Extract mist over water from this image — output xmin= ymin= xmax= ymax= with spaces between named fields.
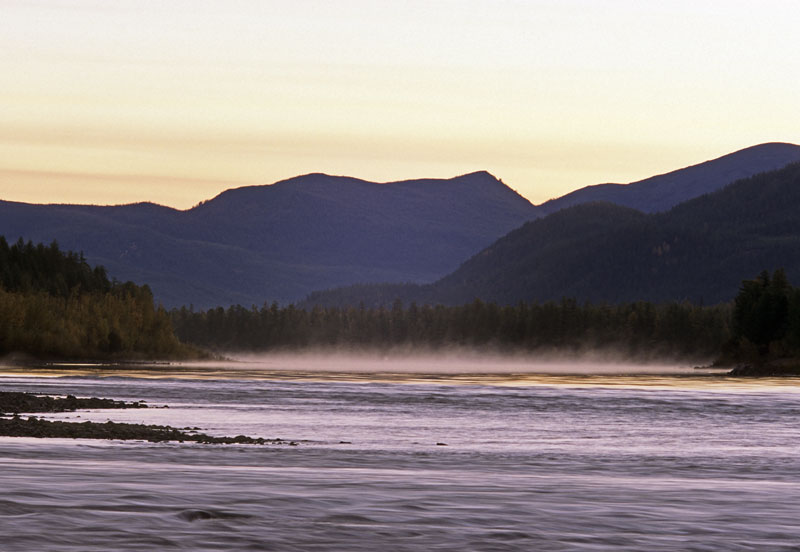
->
xmin=224 ymin=352 xmax=704 ymax=374
xmin=2 ymin=358 xmax=799 ymax=550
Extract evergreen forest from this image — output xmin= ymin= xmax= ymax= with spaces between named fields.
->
xmin=4 ymin=236 xmax=800 ymax=369
xmin=0 ymin=237 xmax=193 ymax=360
xmin=722 ymin=269 xmax=800 ymax=365
xmin=173 ymin=269 xmax=800 ymax=367
xmin=171 ymin=298 xmax=732 ymax=361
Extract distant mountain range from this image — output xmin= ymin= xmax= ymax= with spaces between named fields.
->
xmin=2 ymin=142 xmax=799 ymax=308
xmin=305 ymin=159 xmax=800 ymax=307
xmin=0 ymin=172 xmax=536 ymax=308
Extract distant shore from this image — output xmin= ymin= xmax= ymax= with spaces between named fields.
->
xmin=727 ymin=362 xmax=800 ymax=377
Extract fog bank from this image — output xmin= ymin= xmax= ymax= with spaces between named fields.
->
xmin=206 ymin=351 xmax=704 ymax=376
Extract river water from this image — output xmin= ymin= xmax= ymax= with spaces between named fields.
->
xmin=1 ymin=357 xmax=799 ymax=551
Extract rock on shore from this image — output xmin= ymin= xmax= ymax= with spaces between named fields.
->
xmin=0 ymin=415 xmax=290 ymax=444
xmin=0 ymin=391 xmax=148 ymax=415
xmin=0 ymin=391 xmax=296 ymax=445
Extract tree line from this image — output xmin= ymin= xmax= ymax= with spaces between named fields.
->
xmin=171 ymin=298 xmax=732 ymax=361
xmin=0 ymin=237 xmax=193 ymax=359
xmin=0 ymin=237 xmax=111 ymax=296
xmin=723 ymin=268 xmax=800 ymax=364
xmin=5 ymin=234 xmax=798 ymax=366
xmin=171 ymin=268 xmax=800 ymax=365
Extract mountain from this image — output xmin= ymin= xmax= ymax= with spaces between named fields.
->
xmin=538 ymin=142 xmax=800 ymax=215
xmin=303 ymin=160 xmax=800 ymax=307
xmin=0 ymin=172 xmax=538 ymax=308
xmin=4 ymin=143 xmax=799 ymax=309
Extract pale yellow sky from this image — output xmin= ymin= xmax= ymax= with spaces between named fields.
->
xmin=1 ymin=0 xmax=798 ymax=208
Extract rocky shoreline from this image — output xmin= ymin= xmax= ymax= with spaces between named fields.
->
xmin=0 ymin=391 xmax=296 ymax=445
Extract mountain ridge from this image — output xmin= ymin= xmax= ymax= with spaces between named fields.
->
xmin=539 ymin=142 xmax=800 ymax=215
xmin=305 ymin=160 xmax=800 ymax=308
xmin=0 ymin=171 xmax=538 ymax=308
xmin=3 ymin=143 xmax=800 ymax=309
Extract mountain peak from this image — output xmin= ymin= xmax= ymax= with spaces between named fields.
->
xmin=450 ymin=170 xmax=502 ymax=184
xmin=458 ymin=170 xmax=497 ymax=179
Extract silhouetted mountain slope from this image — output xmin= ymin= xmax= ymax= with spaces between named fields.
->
xmin=184 ymin=171 xmax=536 ymax=269
xmin=538 ymin=142 xmax=800 ymax=215
xmin=5 ymin=144 xmax=798 ymax=309
xmin=304 ymin=161 xmax=800 ymax=307
xmin=0 ymin=172 xmax=537 ymax=308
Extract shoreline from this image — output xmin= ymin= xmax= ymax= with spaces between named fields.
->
xmin=727 ymin=363 xmax=800 ymax=377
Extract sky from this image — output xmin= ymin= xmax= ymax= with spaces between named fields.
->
xmin=1 ymin=0 xmax=799 ymax=209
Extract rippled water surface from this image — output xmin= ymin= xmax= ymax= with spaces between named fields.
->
xmin=1 ymin=359 xmax=800 ymax=551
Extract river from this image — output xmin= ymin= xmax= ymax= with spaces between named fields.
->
xmin=1 ymin=357 xmax=799 ymax=551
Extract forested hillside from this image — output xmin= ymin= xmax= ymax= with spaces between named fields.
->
xmin=0 ymin=237 xmax=192 ymax=359
xmin=305 ymin=161 xmax=800 ymax=308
